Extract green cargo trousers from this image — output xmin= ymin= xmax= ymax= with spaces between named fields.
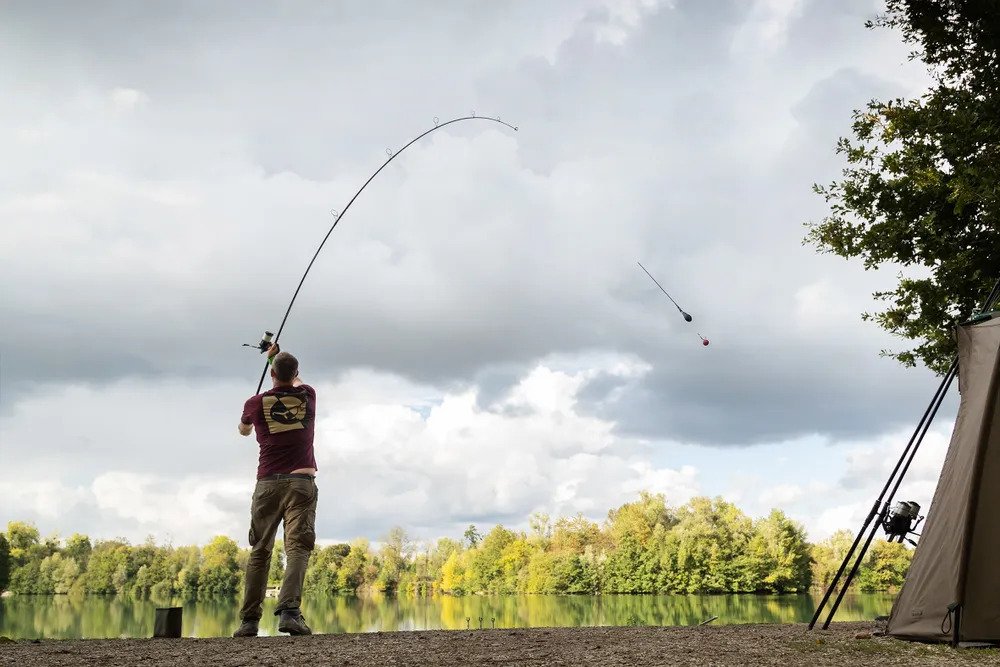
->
xmin=238 ymin=475 xmax=318 ymax=621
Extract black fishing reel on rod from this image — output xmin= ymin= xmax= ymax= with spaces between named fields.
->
xmin=242 ymin=331 xmax=275 ymax=354
xmin=881 ymin=500 xmax=924 ymax=545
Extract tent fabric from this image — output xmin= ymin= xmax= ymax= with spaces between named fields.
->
xmin=887 ymin=316 xmax=1000 ymax=642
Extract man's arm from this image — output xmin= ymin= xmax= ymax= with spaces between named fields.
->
xmin=240 ymin=395 xmax=257 ymax=437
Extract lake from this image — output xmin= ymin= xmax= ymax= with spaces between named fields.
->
xmin=0 ymin=592 xmax=895 ymax=639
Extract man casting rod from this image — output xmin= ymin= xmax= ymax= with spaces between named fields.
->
xmin=252 ymin=114 xmax=518 ymax=393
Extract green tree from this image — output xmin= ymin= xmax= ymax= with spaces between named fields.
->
xmin=671 ymin=497 xmax=754 ymax=593
xmin=467 ymin=525 xmax=517 ymax=593
xmin=746 ymin=510 xmax=813 ymax=593
xmin=9 ymin=560 xmax=42 ymax=594
xmin=200 ymin=536 xmax=240 ymax=597
xmin=859 ymin=540 xmax=913 ymax=592
xmin=0 ymin=490 xmax=918 ymax=598
xmin=497 ymin=537 xmax=533 ymax=593
xmin=528 ymin=512 xmax=552 ymax=546
xmin=375 ymin=527 xmax=410 ymax=593
xmin=125 ymin=539 xmax=166 ymax=597
xmin=178 ymin=564 xmax=201 ymax=599
xmin=408 ymin=538 xmax=459 ymax=595
xmin=305 ymin=543 xmax=350 ymax=593
xmin=132 ymin=548 xmax=171 ymax=598
xmin=337 ymin=539 xmax=372 ymax=592
xmin=811 ymin=530 xmax=856 ymax=590
xmin=439 ymin=550 xmax=468 ymax=594
xmin=4 ymin=522 xmax=57 ymax=593
xmin=525 ymin=550 xmax=557 ymax=593
xmin=269 ymin=540 xmax=285 ymax=585
xmin=84 ymin=540 xmax=130 ymax=594
xmin=64 ymin=534 xmax=93 ymax=571
xmin=427 ymin=538 xmax=461 ymax=582
xmin=551 ymin=514 xmax=604 ymax=553
xmin=606 ymin=492 xmax=676 ymax=547
xmin=0 ymin=533 xmax=10 ymax=592
xmin=806 ymin=0 xmax=1000 ymax=374
xmin=554 ymin=552 xmax=598 ymax=594
xmin=5 ymin=521 xmax=40 ymax=564
xmin=39 ymin=553 xmax=80 ymax=594
xmin=169 ymin=546 xmax=202 ymax=598
xmin=463 ymin=525 xmax=481 ymax=548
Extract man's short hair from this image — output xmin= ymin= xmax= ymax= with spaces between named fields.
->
xmin=272 ymin=351 xmax=299 ymax=383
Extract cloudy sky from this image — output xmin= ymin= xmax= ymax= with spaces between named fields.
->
xmin=0 ymin=0 xmax=957 ymax=548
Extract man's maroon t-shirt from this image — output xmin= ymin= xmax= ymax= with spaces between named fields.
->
xmin=241 ymin=384 xmax=318 ymax=479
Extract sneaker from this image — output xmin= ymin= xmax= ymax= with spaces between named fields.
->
xmin=232 ymin=620 xmax=259 ymax=638
xmin=277 ymin=609 xmax=312 ymax=636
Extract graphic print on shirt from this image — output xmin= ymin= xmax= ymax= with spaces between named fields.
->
xmin=262 ymin=394 xmax=307 ymax=434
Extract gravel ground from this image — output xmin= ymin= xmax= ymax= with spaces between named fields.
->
xmin=2 ymin=622 xmax=998 ymax=666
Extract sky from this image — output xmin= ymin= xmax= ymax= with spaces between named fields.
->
xmin=0 ymin=0 xmax=959 ymax=548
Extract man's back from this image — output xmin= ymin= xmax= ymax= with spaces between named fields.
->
xmin=241 ymin=384 xmax=318 ymax=479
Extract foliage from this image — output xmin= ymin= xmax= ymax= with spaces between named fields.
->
xmin=375 ymin=527 xmax=410 ymax=593
xmin=806 ymin=0 xmax=1000 ymax=373
xmin=858 ymin=540 xmax=913 ymax=592
xmin=0 ymin=533 xmax=10 ymax=592
xmin=199 ymin=536 xmax=240 ymax=597
xmin=2 ymin=495 xmax=910 ymax=599
xmin=810 ymin=530 xmax=855 ymax=590
xmin=268 ymin=540 xmax=285 ymax=586
xmin=751 ymin=510 xmax=813 ymax=593
xmin=463 ymin=525 xmax=481 ymax=548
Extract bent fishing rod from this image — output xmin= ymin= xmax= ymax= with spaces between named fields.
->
xmin=245 ymin=114 xmax=518 ymax=394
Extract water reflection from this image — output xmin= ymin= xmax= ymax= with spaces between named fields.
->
xmin=0 ymin=592 xmax=896 ymax=640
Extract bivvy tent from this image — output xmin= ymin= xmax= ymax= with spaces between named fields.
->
xmin=888 ymin=314 xmax=1000 ymax=645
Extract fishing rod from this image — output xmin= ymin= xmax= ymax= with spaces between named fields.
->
xmin=637 ymin=261 xmax=692 ymax=322
xmin=247 ymin=114 xmax=518 ymax=394
xmin=808 ymin=274 xmax=1000 ymax=631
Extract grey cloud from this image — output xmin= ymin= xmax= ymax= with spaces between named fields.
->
xmin=471 ymin=363 xmax=531 ymax=410
xmin=580 ymin=342 xmax=960 ymax=445
xmin=0 ymin=0 xmax=939 ymax=447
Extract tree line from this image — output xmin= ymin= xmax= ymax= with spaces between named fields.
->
xmin=0 ymin=493 xmax=912 ymax=598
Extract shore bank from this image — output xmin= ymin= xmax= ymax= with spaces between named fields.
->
xmin=1 ymin=621 xmax=997 ymax=666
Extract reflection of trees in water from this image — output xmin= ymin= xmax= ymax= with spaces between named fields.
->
xmin=290 ymin=592 xmax=897 ymax=633
xmin=1 ymin=594 xmax=156 ymax=639
xmin=0 ymin=592 xmax=898 ymax=639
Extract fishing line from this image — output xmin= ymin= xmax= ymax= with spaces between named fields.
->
xmin=250 ymin=114 xmax=518 ymax=393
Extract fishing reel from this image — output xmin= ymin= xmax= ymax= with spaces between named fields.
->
xmin=243 ymin=331 xmax=275 ymax=354
xmin=882 ymin=501 xmax=924 ymax=545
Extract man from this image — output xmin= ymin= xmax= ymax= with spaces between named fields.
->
xmin=233 ymin=344 xmax=318 ymax=638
